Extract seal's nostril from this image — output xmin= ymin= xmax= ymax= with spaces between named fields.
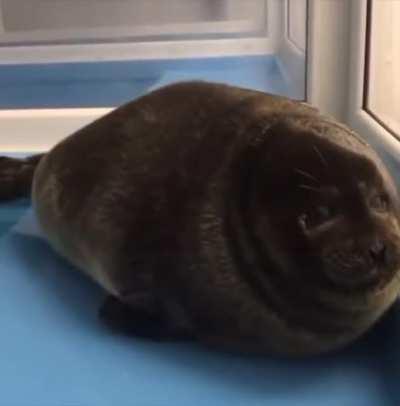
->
xmin=369 ymin=240 xmax=386 ymax=264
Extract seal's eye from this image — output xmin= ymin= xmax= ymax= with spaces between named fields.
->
xmin=370 ymin=193 xmax=389 ymax=212
xmin=298 ymin=206 xmax=335 ymax=231
xmin=317 ymin=205 xmax=333 ymax=220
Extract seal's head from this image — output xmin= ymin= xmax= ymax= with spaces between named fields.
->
xmin=239 ymin=117 xmax=400 ymax=297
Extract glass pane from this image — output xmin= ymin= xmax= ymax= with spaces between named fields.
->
xmin=365 ymin=0 xmax=400 ymax=137
xmin=0 ymin=0 xmax=267 ymax=43
xmin=287 ymin=0 xmax=307 ymax=51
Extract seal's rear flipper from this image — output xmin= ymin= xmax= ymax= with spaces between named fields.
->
xmin=0 ymin=154 xmax=44 ymax=201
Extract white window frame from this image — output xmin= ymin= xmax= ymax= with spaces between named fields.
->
xmin=346 ymin=0 xmax=400 ymax=161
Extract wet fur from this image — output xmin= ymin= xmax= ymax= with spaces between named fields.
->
xmin=3 ymin=81 xmax=400 ymax=356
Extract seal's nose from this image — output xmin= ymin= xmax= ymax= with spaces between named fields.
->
xmin=369 ymin=240 xmax=387 ymax=265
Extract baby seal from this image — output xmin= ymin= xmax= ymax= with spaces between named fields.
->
xmin=1 ymin=81 xmax=400 ymax=356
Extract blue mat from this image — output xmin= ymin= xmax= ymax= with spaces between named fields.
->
xmin=1 ymin=207 xmax=400 ymax=406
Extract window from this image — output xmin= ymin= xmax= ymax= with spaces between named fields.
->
xmin=0 ymin=0 xmax=267 ymax=45
xmin=364 ymin=0 xmax=400 ymax=138
xmin=0 ymin=0 xmax=310 ymax=152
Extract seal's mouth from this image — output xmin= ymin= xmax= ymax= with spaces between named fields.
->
xmin=324 ymin=263 xmax=398 ymax=292
xmin=320 ymin=237 xmax=400 ymax=292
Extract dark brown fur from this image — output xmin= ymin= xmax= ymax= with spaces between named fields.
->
xmin=2 ymin=81 xmax=400 ymax=356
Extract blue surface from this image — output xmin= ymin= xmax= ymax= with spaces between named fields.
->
xmin=0 ymin=206 xmax=400 ymax=405
xmin=0 ymin=200 xmax=29 ymax=236
xmin=0 ymin=55 xmax=293 ymax=109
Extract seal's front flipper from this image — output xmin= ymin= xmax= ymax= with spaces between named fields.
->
xmin=0 ymin=154 xmax=44 ymax=201
xmin=98 ymin=295 xmax=194 ymax=341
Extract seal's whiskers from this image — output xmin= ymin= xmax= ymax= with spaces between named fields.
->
xmin=298 ymin=184 xmax=321 ymax=192
xmin=313 ymin=145 xmax=328 ymax=167
xmin=294 ymin=168 xmax=319 ymax=183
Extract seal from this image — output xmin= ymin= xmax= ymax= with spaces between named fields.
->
xmin=1 ymin=81 xmax=400 ymax=356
